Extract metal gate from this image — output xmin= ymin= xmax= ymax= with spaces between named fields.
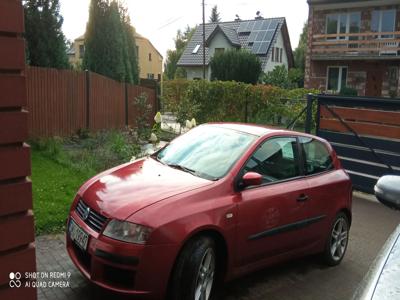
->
xmin=314 ymin=95 xmax=400 ymax=194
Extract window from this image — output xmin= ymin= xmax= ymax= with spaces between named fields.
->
xmin=279 ymin=48 xmax=283 ymax=63
xmin=147 ymin=73 xmax=154 ymax=79
xmin=215 ymin=48 xmax=225 ymax=55
xmin=157 ymin=74 xmax=161 ymax=81
xmin=275 ymin=47 xmax=279 ymax=62
xmin=326 ymin=12 xmax=361 ymax=40
xmin=327 ymin=66 xmax=347 ymax=92
xmin=148 ymin=53 xmax=152 ymax=61
xmin=192 ymin=44 xmax=201 ymax=54
xmin=243 ymin=137 xmax=300 ymax=184
xmin=79 ymin=45 xmax=85 ymax=59
xmin=299 ymin=137 xmax=333 ymax=175
xmin=372 ymin=9 xmax=396 ymax=38
xmin=271 ymin=47 xmax=275 ymax=62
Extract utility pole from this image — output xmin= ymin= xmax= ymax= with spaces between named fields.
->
xmin=202 ymin=0 xmax=206 ymax=79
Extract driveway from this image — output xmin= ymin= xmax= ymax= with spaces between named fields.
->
xmin=36 ymin=195 xmax=400 ymax=300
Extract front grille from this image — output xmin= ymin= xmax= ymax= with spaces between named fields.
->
xmin=76 ymin=199 xmax=107 ymax=232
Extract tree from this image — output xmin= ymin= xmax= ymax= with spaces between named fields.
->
xmin=293 ymin=22 xmax=307 ymax=72
xmin=164 ymin=26 xmax=195 ymax=80
xmin=263 ymin=65 xmax=292 ymax=88
xmin=24 ymin=0 xmax=70 ymax=69
xmin=83 ymin=0 xmax=139 ymax=83
xmin=209 ymin=5 xmax=221 ymax=23
xmin=210 ymin=49 xmax=262 ymax=84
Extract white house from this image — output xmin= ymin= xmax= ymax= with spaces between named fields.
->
xmin=177 ymin=17 xmax=294 ymax=80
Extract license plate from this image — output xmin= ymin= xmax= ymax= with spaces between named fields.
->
xmin=69 ymin=219 xmax=89 ymax=251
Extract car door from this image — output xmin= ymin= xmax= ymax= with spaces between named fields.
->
xmin=298 ymin=137 xmax=340 ymax=243
xmin=236 ymin=136 xmax=311 ymax=267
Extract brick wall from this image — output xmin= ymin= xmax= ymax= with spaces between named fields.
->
xmin=305 ymin=3 xmax=400 ymax=97
xmin=0 ymin=1 xmax=37 ymax=299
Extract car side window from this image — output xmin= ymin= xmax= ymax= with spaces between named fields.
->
xmin=299 ymin=137 xmax=334 ymax=175
xmin=243 ymin=137 xmax=300 ymax=184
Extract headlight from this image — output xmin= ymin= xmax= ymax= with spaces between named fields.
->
xmin=103 ymin=220 xmax=152 ymax=244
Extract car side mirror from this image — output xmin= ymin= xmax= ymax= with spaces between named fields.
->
xmin=375 ymin=175 xmax=400 ymax=211
xmin=242 ymin=172 xmax=263 ymax=188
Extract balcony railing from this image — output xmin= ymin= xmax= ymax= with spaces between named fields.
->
xmin=311 ymin=31 xmax=400 ymax=58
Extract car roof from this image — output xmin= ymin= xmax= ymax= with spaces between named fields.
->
xmin=205 ymin=122 xmax=298 ymax=137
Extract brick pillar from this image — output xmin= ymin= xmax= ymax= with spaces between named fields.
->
xmin=304 ymin=5 xmax=313 ymax=89
xmin=0 ymin=1 xmax=37 ymax=299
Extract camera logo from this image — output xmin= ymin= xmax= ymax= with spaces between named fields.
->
xmin=9 ymin=272 xmax=22 ymax=288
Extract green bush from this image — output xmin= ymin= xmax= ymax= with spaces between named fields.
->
xmin=339 ymin=86 xmax=358 ymax=97
xmin=210 ymin=49 xmax=262 ymax=84
xmin=162 ymin=80 xmax=319 ymax=129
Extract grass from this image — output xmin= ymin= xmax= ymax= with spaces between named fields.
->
xmin=30 ymin=130 xmax=142 ymax=235
xmin=31 ymin=151 xmax=95 ymax=235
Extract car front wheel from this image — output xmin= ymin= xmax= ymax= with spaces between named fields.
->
xmin=170 ymin=236 xmax=216 ymax=300
xmin=322 ymin=212 xmax=349 ymax=266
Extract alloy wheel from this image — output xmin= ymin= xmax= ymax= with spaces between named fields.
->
xmin=330 ymin=217 xmax=348 ymax=261
xmin=194 ymin=248 xmax=216 ymax=300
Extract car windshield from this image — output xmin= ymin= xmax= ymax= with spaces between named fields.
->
xmin=155 ymin=126 xmax=257 ymax=180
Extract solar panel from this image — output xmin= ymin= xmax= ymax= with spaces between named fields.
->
xmin=246 ymin=21 xmax=255 ymax=32
xmin=253 ymin=20 xmax=263 ymax=31
xmin=264 ymin=31 xmax=274 ymax=41
xmin=248 ymin=31 xmax=257 ymax=43
xmin=258 ymin=42 xmax=270 ymax=54
xmin=269 ymin=19 xmax=279 ymax=30
xmin=261 ymin=19 xmax=271 ymax=30
xmin=251 ymin=42 xmax=262 ymax=54
xmin=238 ymin=21 xmax=249 ymax=33
xmin=255 ymin=31 xmax=265 ymax=42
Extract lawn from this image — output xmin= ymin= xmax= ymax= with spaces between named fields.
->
xmin=31 ymin=150 xmax=95 ymax=235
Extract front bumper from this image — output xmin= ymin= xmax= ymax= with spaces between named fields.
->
xmin=66 ymin=212 xmax=178 ymax=299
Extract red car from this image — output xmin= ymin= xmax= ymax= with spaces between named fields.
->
xmin=66 ymin=123 xmax=352 ymax=300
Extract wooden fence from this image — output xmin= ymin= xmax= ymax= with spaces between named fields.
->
xmin=26 ymin=66 xmax=157 ymax=137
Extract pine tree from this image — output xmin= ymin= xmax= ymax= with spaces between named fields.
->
xmin=83 ymin=0 xmax=139 ymax=83
xmin=209 ymin=5 xmax=221 ymax=23
xmin=24 ymin=0 xmax=70 ymax=69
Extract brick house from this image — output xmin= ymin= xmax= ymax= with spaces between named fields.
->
xmin=305 ymin=0 xmax=400 ymax=98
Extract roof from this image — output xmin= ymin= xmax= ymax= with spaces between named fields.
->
xmin=177 ymin=17 xmax=292 ymax=69
xmin=308 ymin=0 xmax=376 ymax=3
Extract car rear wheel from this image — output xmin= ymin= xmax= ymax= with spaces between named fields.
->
xmin=322 ymin=212 xmax=349 ymax=266
xmin=170 ymin=236 xmax=216 ymax=300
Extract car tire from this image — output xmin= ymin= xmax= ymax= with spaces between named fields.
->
xmin=322 ymin=212 xmax=350 ymax=266
xmin=170 ymin=236 xmax=217 ymax=300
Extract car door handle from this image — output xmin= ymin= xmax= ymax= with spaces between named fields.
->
xmin=297 ymin=194 xmax=309 ymax=202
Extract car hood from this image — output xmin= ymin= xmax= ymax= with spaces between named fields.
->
xmin=79 ymin=158 xmax=214 ymax=220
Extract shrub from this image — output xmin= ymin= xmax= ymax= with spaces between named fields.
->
xmin=339 ymin=86 xmax=358 ymax=97
xmin=162 ymin=79 xmax=320 ymax=129
xmin=210 ymin=49 xmax=262 ymax=84
xmin=132 ymin=92 xmax=153 ymax=139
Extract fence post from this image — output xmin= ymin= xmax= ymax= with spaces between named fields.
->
xmin=305 ymin=93 xmax=314 ymax=133
xmin=125 ymin=83 xmax=129 ymax=127
xmin=85 ymin=70 xmax=90 ymax=129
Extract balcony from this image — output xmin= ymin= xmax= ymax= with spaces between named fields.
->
xmin=311 ymin=31 xmax=400 ymax=60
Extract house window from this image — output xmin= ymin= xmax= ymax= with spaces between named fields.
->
xmin=271 ymin=47 xmax=275 ymax=62
xmin=326 ymin=12 xmax=361 ymax=40
xmin=215 ymin=48 xmax=225 ymax=55
xmin=157 ymin=74 xmax=161 ymax=81
xmin=275 ymin=47 xmax=279 ymax=62
xmin=327 ymin=66 xmax=348 ymax=92
xmin=148 ymin=53 xmax=152 ymax=61
xmin=372 ymin=10 xmax=396 ymax=38
xmin=79 ymin=45 xmax=85 ymax=59
xmin=192 ymin=44 xmax=201 ymax=54
xmin=279 ymin=48 xmax=283 ymax=63
xmin=147 ymin=73 xmax=154 ymax=79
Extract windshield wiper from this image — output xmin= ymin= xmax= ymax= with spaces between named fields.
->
xmin=167 ymin=163 xmax=198 ymax=176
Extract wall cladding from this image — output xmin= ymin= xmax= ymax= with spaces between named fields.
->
xmin=0 ymin=1 xmax=37 ymax=299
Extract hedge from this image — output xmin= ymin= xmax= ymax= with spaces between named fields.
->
xmin=162 ymin=79 xmax=319 ymax=129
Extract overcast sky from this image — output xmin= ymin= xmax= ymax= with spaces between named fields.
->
xmin=60 ymin=0 xmax=309 ymax=60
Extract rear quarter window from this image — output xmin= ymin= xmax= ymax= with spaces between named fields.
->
xmin=299 ymin=137 xmax=334 ymax=175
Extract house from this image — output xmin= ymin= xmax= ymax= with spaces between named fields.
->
xmin=305 ymin=0 xmax=400 ymax=97
xmin=177 ymin=17 xmax=294 ymax=80
xmin=68 ymin=32 xmax=163 ymax=81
